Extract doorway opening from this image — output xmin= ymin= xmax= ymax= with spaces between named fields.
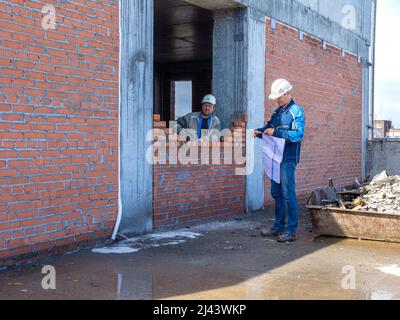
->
xmin=154 ymin=0 xmax=213 ymax=124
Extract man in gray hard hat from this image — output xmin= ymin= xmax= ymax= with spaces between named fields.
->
xmin=252 ymin=79 xmax=305 ymax=243
xmin=174 ymin=94 xmax=221 ymax=142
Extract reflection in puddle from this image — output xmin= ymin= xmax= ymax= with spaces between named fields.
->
xmin=117 ymin=272 xmax=153 ymax=300
xmin=377 ymin=265 xmax=400 ymax=278
xmin=371 ymin=290 xmax=394 ymax=300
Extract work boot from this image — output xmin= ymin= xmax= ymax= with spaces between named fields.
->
xmin=261 ymin=228 xmax=284 ymax=237
xmin=277 ymin=232 xmax=296 ymax=243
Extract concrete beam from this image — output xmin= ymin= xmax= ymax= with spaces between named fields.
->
xmin=246 ymin=0 xmax=371 ymax=59
xmin=186 ymin=0 xmax=372 ymax=58
xmin=183 ymin=0 xmax=244 ymax=10
xmin=295 ymin=0 xmax=373 ymax=42
xmin=213 ymin=7 xmax=265 ymax=212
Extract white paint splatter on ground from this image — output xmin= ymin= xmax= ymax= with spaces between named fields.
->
xmin=377 ymin=265 xmax=400 ymax=277
xmin=140 ymin=231 xmax=201 ymax=240
xmin=92 ymin=247 xmax=140 ymax=254
xmin=92 ymin=219 xmax=258 ymax=255
xmin=92 ymin=230 xmax=202 ymax=255
xmin=371 ymin=290 xmax=394 ymax=300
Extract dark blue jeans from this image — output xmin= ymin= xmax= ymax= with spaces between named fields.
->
xmin=271 ymin=162 xmax=299 ymax=236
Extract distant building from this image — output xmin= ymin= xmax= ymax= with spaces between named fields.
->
xmin=387 ymin=129 xmax=400 ymax=139
xmin=374 ymin=120 xmax=393 ymax=138
xmin=373 ymin=120 xmax=400 ymax=139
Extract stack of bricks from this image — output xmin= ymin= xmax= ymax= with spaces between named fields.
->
xmin=0 ymin=0 xmax=120 ymax=266
xmin=264 ymin=18 xmax=363 ymax=205
xmin=153 ymin=115 xmax=247 ymax=229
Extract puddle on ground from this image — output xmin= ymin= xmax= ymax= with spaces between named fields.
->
xmin=2 ymin=265 xmax=399 ymax=300
xmin=1 ymin=219 xmax=400 ymax=300
xmin=97 ymin=269 xmax=400 ymax=300
xmin=370 ymin=290 xmax=394 ymax=300
xmin=376 ymin=265 xmax=400 ymax=278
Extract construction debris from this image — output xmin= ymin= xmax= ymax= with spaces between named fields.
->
xmin=360 ymin=171 xmax=400 ymax=214
xmin=309 ymin=171 xmax=400 ymax=215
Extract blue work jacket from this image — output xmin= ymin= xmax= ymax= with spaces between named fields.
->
xmin=257 ymin=99 xmax=305 ymax=164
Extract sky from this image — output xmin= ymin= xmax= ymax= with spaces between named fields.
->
xmin=174 ymin=81 xmax=193 ymax=120
xmin=375 ymin=0 xmax=400 ymax=127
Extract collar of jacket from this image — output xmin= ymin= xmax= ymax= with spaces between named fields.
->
xmin=279 ymin=99 xmax=296 ymax=114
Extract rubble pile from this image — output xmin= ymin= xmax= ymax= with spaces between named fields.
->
xmin=312 ymin=171 xmax=400 ymax=215
xmin=359 ymin=171 xmax=400 ymax=214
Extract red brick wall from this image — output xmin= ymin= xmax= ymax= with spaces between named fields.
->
xmin=264 ymin=18 xmax=363 ymax=204
xmin=0 ymin=0 xmax=119 ymax=262
xmin=153 ymin=116 xmax=246 ymax=229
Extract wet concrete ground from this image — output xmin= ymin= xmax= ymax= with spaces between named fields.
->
xmin=1 ymin=210 xmax=400 ymax=300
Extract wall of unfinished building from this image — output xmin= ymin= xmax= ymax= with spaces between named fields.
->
xmin=0 ymin=0 xmax=120 ymax=266
xmin=0 ymin=0 xmax=372 ymax=265
xmin=264 ymin=18 xmax=363 ymax=204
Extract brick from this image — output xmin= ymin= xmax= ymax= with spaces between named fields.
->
xmin=0 ymin=0 xmax=120 ymax=260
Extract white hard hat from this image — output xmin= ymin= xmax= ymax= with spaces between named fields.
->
xmin=202 ymin=94 xmax=216 ymax=105
xmin=269 ymin=79 xmax=293 ymax=100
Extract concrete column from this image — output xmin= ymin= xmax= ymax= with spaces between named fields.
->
xmin=245 ymin=8 xmax=266 ymax=212
xmin=213 ymin=7 xmax=266 ymax=212
xmin=117 ymin=0 xmax=154 ymax=236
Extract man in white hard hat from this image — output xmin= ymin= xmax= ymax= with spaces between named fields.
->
xmin=174 ymin=94 xmax=221 ymax=142
xmin=252 ymin=79 xmax=305 ymax=243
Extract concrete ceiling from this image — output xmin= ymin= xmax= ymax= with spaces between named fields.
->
xmin=183 ymin=0 xmax=244 ymax=10
xmin=154 ymin=0 xmax=213 ymax=64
